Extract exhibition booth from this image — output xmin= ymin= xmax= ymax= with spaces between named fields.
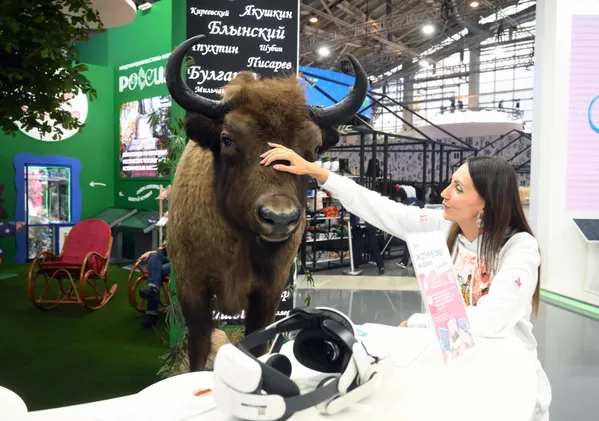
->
xmin=2 ymin=0 xmax=598 ymax=419
xmin=531 ymin=0 xmax=599 ymax=309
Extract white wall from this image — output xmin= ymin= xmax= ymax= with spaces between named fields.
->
xmin=531 ymin=0 xmax=599 ymax=305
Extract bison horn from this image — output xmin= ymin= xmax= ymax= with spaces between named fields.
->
xmin=165 ymin=34 xmax=230 ymax=120
xmin=307 ymin=54 xmax=369 ymax=127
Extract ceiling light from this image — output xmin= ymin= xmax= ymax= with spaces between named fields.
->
xmin=138 ymin=2 xmax=152 ymax=11
xmin=419 ymin=60 xmax=430 ymax=68
xmin=317 ymin=46 xmax=330 ymax=57
xmin=309 ymin=16 xmax=319 ymax=23
xmin=470 ymin=1 xmax=480 ymax=7
xmin=422 ymin=24 xmax=435 ymax=35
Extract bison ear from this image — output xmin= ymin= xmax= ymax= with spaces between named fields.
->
xmin=319 ymin=127 xmax=341 ymax=154
xmin=184 ymin=112 xmax=222 ymax=149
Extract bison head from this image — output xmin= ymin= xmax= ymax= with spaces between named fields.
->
xmin=166 ymin=35 xmax=368 ymax=243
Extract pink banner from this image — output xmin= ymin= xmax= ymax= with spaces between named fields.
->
xmin=407 ymin=231 xmax=475 ymax=364
xmin=567 ymin=15 xmax=599 ymax=211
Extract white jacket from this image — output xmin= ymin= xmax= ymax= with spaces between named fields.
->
xmin=322 ymin=171 xmax=538 ymax=344
xmin=320 ymin=172 xmax=551 ymax=420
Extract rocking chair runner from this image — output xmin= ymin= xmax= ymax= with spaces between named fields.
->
xmin=27 ymin=219 xmax=117 ymax=311
xmin=126 ymin=250 xmax=172 ymax=313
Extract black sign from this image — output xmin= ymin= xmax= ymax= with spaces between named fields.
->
xmin=186 ymin=0 xmax=300 ymax=100
xmin=211 ymin=264 xmax=297 ymax=323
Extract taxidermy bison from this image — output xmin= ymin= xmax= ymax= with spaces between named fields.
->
xmin=165 ymin=34 xmax=368 ymax=371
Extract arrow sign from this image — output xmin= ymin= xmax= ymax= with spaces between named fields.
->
xmin=90 ymin=181 xmax=107 ymax=187
xmin=119 ymin=192 xmax=124 ymax=197
xmin=128 ymin=184 xmax=161 ymax=202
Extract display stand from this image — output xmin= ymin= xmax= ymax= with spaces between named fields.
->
xmin=93 ymin=207 xmax=138 ymax=263
xmin=573 ymin=219 xmax=599 ymax=296
xmin=300 ymin=180 xmax=350 ymax=273
xmin=117 ymin=210 xmax=160 ymax=262
xmin=343 ymin=220 xmax=363 ymax=276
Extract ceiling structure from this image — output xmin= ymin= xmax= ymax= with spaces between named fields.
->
xmin=299 ymin=0 xmax=537 ymax=85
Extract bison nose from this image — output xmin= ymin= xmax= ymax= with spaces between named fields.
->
xmin=258 ymin=207 xmax=301 ymax=230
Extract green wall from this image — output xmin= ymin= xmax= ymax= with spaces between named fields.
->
xmin=79 ymin=0 xmax=176 ymax=213
xmin=1 ymin=0 xmax=186 ymax=263
xmin=79 ymin=0 xmax=173 ymax=68
xmin=0 ymin=65 xmax=115 ymax=263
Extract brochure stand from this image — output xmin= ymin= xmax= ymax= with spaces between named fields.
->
xmin=343 ymin=220 xmax=363 ymax=276
xmin=573 ymin=219 xmax=599 ymax=297
xmin=406 ymin=231 xmax=475 ymax=364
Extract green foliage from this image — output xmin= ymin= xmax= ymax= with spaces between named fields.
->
xmin=0 ymin=0 xmax=103 ymax=140
xmin=157 ymin=297 xmax=190 ymax=379
xmin=147 ymin=110 xmax=187 ymax=178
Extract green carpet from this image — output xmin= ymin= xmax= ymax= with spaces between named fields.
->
xmin=0 ymin=273 xmax=17 ymax=280
xmin=0 ymin=264 xmax=169 ymax=411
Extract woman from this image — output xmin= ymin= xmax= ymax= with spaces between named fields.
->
xmin=260 ymin=143 xmax=551 ymax=421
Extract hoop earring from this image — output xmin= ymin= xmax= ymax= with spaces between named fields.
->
xmin=476 ymin=212 xmax=484 ymax=229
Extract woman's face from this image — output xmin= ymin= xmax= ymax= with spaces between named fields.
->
xmin=441 ymin=163 xmax=485 ymax=225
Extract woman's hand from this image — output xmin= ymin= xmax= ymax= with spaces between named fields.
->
xmin=260 ymin=143 xmax=330 ymax=183
xmin=398 ymin=320 xmax=409 ymax=328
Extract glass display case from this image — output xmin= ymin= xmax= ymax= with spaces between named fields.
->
xmin=24 ymin=165 xmax=72 ymax=260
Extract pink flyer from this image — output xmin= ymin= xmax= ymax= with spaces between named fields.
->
xmin=406 ymin=231 xmax=475 ymax=363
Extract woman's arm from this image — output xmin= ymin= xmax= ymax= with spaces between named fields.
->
xmin=320 ymin=172 xmax=448 ymax=240
xmin=261 ymin=143 xmax=448 ymax=240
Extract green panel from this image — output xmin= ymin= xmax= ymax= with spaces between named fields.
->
xmin=77 ymin=1 xmax=172 ymax=68
xmin=93 ymin=207 xmax=137 ymax=225
xmin=77 ymin=33 xmax=109 ymax=67
xmin=106 ymin=1 xmax=173 ymax=68
xmin=114 ymin=180 xmax=170 ymax=211
xmin=0 ymin=64 xmax=115 ymax=264
xmin=119 ymin=210 xmax=159 ymax=231
xmin=116 ymin=59 xmax=169 ymax=104
xmin=111 ymin=1 xmax=175 ymax=211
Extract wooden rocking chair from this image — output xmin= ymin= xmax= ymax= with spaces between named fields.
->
xmin=126 ymin=250 xmax=172 ymax=314
xmin=27 ymin=219 xmax=117 ymax=310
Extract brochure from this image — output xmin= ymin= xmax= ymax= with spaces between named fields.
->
xmin=406 ymin=231 xmax=475 ymax=363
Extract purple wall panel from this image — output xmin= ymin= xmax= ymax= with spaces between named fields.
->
xmin=567 ymin=15 xmax=599 ymax=211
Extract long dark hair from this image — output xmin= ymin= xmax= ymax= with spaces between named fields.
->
xmin=446 ymin=156 xmax=541 ymax=318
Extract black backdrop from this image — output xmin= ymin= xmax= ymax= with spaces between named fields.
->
xmin=186 ymin=0 xmax=299 ymax=100
xmin=185 ymin=0 xmax=300 ymax=322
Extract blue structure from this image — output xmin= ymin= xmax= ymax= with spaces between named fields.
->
xmin=13 ymin=153 xmax=81 ymax=264
xmin=299 ymin=66 xmax=373 ymax=121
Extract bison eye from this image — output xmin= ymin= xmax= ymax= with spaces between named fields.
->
xmin=221 ymin=136 xmax=234 ymax=148
xmin=314 ymin=146 xmax=322 ymax=155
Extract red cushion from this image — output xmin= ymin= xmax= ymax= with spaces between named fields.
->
xmin=60 ymin=219 xmax=111 ymax=272
xmin=40 ymin=259 xmax=81 ymax=267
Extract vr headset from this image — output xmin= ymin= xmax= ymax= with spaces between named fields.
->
xmin=213 ymin=307 xmax=393 ymax=421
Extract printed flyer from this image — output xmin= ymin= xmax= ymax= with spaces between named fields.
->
xmin=406 ymin=231 xmax=475 ymax=363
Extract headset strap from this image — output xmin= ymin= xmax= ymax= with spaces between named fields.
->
xmin=284 ymin=377 xmax=340 ymax=414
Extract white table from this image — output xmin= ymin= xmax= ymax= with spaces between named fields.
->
xmin=14 ymin=325 xmax=538 ymax=421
